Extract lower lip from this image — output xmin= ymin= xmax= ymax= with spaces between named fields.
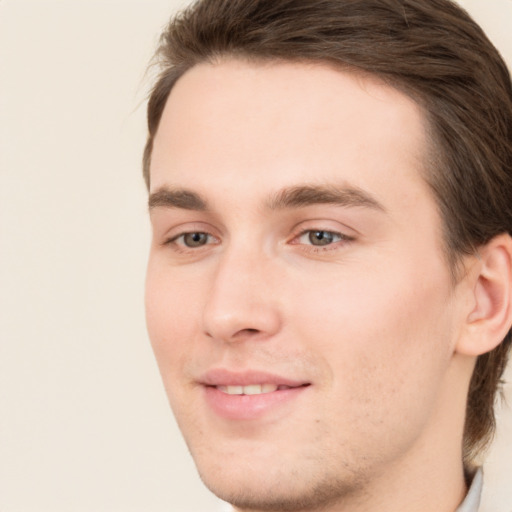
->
xmin=203 ymin=385 xmax=308 ymax=421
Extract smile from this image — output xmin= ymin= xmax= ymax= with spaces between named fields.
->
xmin=216 ymin=384 xmax=296 ymax=395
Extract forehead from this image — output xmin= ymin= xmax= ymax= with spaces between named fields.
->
xmin=150 ymin=58 xmax=430 ymax=216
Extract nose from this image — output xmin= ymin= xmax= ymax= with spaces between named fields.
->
xmin=202 ymin=245 xmax=282 ymax=343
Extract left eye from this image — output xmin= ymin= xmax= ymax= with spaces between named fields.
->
xmin=298 ymin=230 xmax=344 ymax=246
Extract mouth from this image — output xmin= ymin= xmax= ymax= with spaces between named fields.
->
xmin=200 ymin=370 xmax=311 ymax=420
xmin=215 ymin=383 xmax=309 ymax=395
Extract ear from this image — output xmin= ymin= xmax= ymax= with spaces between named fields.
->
xmin=456 ymin=233 xmax=512 ymax=357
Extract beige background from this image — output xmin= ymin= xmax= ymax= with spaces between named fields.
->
xmin=0 ymin=1 xmax=511 ymax=511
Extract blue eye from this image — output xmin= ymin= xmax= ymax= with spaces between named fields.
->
xmin=299 ymin=230 xmax=343 ymax=246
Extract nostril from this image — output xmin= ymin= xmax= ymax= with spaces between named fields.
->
xmin=230 ymin=327 xmax=261 ymax=340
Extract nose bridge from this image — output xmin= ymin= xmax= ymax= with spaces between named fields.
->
xmin=202 ymin=238 xmax=281 ymax=342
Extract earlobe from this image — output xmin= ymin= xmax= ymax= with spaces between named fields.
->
xmin=457 ymin=233 xmax=512 ymax=357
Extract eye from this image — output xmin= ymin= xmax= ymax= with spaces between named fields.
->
xmin=182 ymin=232 xmax=209 ymax=247
xmin=298 ymin=230 xmax=344 ymax=246
xmin=168 ymin=231 xmax=216 ymax=248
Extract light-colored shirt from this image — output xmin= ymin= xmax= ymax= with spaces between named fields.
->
xmin=456 ymin=468 xmax=483 ymax=512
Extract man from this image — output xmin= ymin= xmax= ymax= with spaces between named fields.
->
xmin=143 ymin=1 xmax=512 ymax=511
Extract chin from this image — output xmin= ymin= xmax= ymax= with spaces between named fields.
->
xmin=194 ymin=457 xmax=356 ymax=512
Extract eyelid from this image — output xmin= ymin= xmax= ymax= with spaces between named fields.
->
xmin=287 ymin=222 xmax=357 ymax=253
xmin=167 ymin=231 xmax=219 ymax=247
xmin=292 ymin=228 xmax=353 ymax=243
xmin=288 ymin=218 xmax=357 ymax=240
xmin=159 ymin=221 xmax=221 ymax=249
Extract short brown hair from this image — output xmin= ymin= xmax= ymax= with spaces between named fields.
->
xmin=143 ymin=0 xmax=512 ymax=465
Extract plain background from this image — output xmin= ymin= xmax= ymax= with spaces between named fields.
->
xmin=1 ymin=1 xmax=511 ymax=511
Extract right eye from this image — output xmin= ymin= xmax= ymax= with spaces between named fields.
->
xmin=169 ymin=232 xmax=215 ymax=248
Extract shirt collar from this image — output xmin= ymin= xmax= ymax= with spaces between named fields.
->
xmin=455 ymin=468 xmax=483 ymax=512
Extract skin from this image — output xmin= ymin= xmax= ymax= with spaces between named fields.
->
xmin=145 ymin=59 xmax=478 ymax=512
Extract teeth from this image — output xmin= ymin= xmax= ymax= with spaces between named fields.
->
xmin=224 ymin=385 xmax=243 ymax=395
xmin=217 ymin=384 xmax=279 ymax=395
xmin=244 ymin=385 xmax=263 ymax=395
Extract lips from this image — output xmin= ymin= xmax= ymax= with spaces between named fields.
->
xmin=200 ymin=369 xmax=310 ymax=420
xmin=217 ymin=384 xmax=296 ymax=395
xmin=200 ymin=368 xmax=309 ymax=389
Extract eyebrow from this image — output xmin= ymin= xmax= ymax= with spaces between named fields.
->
xmin=148 ymin=184 xmax=385 ymax=213
xmin=148 ymin=188 xmax=208 ymax=211
xmin=266 ymin=184 xmax=386 ymax=212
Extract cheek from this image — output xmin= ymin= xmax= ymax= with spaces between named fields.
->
xmin=288 ymin=257 xmax=456 ymax=416
xmin=145 ymin=261 xmax=202 ymax=376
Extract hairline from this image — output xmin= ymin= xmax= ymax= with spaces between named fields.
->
xmin=145 ymin=54 xmax=467 ymax=279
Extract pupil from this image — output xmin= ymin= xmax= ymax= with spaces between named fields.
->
xmin=185 ymin=232 xmax=207 ymax=247
xmin=309 ymin=231 xmax=334 ymax=246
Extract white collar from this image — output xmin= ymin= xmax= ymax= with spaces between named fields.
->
xmin=456 ymin=468 xmax=483 ymax=512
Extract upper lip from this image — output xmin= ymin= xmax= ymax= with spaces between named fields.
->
xmin=199 ymin=368 xmax=310 ymax=388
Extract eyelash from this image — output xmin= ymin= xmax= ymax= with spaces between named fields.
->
xmin=164 ymin=228 xmax=354 ymax=254
xmin=165 ymin=232 xmax=219 ymax=252
xmin=292 ymin=229 xmax=355 ymax=251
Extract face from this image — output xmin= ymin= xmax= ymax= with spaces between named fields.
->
xmin=146 ymin=60 xmax=468 ymax=511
